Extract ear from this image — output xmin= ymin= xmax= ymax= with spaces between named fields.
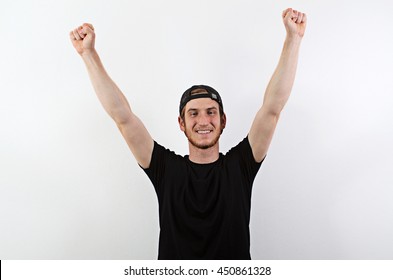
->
xmin=178 ymin=116 xmax=185 ymax=132
xmin=221 ymin=113 xmax=227 ymax=129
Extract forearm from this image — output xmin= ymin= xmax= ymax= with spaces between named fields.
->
xmin=263 ymin=36 xmax=302 ymax=115
xmin=81 ymin=50 xmax=132 ymax=124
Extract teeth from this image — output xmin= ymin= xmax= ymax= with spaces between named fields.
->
xmin=197 ymin=130 xmax=211 ymax=134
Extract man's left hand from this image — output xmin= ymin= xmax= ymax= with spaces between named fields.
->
xmin=282 ymin=8 xmax=307 ymax=38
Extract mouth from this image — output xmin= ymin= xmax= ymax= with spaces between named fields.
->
xmin=196 ymin=130 xmax=212 ymax=134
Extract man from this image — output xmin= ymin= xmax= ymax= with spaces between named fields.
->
xmin=69 ymin=8 xmax=307 ymax=259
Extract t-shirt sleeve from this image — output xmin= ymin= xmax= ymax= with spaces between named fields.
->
xmin=140 ymin=141 xmax=167 ymax=193
xmin=228 ymin=136 xmax=265 ymax=186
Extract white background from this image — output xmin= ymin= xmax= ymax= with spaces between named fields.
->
xmin=1 ymin=0 xmax=392 ymax=259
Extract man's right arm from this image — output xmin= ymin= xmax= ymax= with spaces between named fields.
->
xmin=70 ymin=23 xmax=154 ymax=168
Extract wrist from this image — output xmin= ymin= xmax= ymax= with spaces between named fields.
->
xmin=80 ymin=48 xmax=98 ymax=59
xmin=285 ymin=34 xmax=303 ymax=46
xmin=80 ymin=49 xmax=103 ymax=70
xmin=80 ymin=49 xmax=100 ymax=64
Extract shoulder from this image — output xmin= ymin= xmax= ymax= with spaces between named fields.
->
xmin=225 ymin=137 xmax=252 ymax=157
xmin=146 ymin=141 xmax=185 ymax=167
xmin=224 ymin=136 xmax=265 ymax=167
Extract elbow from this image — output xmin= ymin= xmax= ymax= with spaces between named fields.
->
xmin=268 ymin=108 xmax=282 ymax=119
xmin=262 ymin=97 xmax=285 ymax=117
xmin=115 ymin=115 xmax=133 ymax=127
xmin=262 ymin=103 xmax=282 ymax=119
xmin=263 ymin=90 xmax=289 ymax=116
xmin=110 ymin=108 xmax=133 ymax=126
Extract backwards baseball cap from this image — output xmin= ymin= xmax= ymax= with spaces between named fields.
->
xmin=179 ymin=85 xmax=224 ymax=116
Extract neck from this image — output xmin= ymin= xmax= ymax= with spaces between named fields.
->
xmin=188 ymin=142 xmax=220 ymax=164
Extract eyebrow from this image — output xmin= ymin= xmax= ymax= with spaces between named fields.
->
xmin=187 ymin=107 xmax=218 ymax=112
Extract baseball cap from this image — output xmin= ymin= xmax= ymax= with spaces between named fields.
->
xmin=179 ymin=85 xmax=224 ymax=116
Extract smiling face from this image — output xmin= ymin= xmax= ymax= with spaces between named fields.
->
xmin=179 ymin=97 xmax=226 ymax=150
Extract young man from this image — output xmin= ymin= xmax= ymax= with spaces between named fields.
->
xmin=70 ymin=8 xmax=307 ymax=259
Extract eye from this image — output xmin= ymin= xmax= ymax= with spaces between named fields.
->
xmin=189 ymin=111 xmax=197 ymax=117
xmin=207 ymin=110 xmax=216 ymax=115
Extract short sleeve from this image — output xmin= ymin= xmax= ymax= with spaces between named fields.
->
xmin=141 ymin=141 xmax=167 ymax=193
xmin=226 ymin=136 xmax=265 ymax=186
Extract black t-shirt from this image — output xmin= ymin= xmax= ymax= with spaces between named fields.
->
xmin=142 ymin=136 xmax=263 ymax=259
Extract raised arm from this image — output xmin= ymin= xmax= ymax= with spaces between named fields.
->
xmin=248 ymin=8 xmax=307 ymax=162
xmin=69 ymin=23 xmax=154 ymax=168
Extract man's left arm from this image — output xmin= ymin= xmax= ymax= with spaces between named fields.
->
xmin=249 ymin=8 xmax=307 ymax=162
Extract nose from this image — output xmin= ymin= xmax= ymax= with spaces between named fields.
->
xmin=197 ymin=112 xmax=210 ymax=126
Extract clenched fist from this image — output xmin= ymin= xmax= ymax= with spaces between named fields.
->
xmin=282 ymin=8 xmax=307 ymax=38
xmin=69 ymin=23 xmax=96 ymax=55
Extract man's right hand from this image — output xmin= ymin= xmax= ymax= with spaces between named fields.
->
xmin=69 ymin=23 xmax=95 ymax=56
